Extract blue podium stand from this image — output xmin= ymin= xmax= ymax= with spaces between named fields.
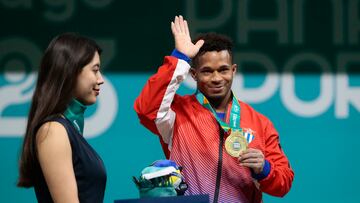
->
xmin=114 ymin=194 xmax=209 ymax=203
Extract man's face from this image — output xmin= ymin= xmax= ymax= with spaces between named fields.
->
xmin=191 ymin=50 xmax=236 ymax=102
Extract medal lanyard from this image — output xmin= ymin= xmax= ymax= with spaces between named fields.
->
xmin=195 ymin=90 xmax=241 ymax=132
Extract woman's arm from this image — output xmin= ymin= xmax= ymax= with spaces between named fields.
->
xmin=36 ymin=121 xmax=79 ymax=203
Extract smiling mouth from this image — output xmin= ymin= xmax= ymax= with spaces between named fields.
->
xmin=93 ymin=89 xmax=100 ymax=95
xmin=209 ymin=86 xmax=224 ymax=92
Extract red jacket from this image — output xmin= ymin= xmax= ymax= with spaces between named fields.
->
xmin=134 ymin=56 xmax=294 ymax=202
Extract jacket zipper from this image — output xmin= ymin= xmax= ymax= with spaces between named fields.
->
xmin=213 ymin=124 xmax=224 ymax=203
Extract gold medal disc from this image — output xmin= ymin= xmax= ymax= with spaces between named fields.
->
xmin=225 ymin=130 xmax=248 ymax=157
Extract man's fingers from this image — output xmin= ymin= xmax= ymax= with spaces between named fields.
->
xmin=240 ymin=162 xmax=263 ymax=169
xmin=239 ymin=157 xmax=263 ymax=164
xmin=174 ymin=16 xmax=181 ymax=33
xmin=195 ymin=39 xmax=204 ymax=50
xmin=173 ymin=15 xmax=188 ymax=34
xmin=170 ymin=15 xmax=201 ymax=58
xmin=175 ymin=15 xmax=185 ymax=34
xmin=241 ymin=162 xmax=262 ymax=166
xmin=239 ymin=149 xmax=264 ymax=159
xmin=184 ymin=20 xmax=190 ymax=36
xmin=239 ymin=153 xmax=263 ymax=161
xmin=179 ymin=15 xmax=186 ymax=33
xmin=171 ymin=22 xmax=177 ymax=35
xmin=238 ymin=148 xmax=265 ymax=173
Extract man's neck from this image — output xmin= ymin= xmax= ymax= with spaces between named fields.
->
xmin=209 ymin=92 xmax=232 ymax=113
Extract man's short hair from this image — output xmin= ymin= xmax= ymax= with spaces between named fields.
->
xmin=192 ymin=33 xmax=234 ymax=68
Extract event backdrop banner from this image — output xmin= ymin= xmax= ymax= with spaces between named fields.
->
xmin=1 ymin=0 xmax=359 ymax=202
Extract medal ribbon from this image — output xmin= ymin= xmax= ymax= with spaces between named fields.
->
xmin=63 ymin=99 xmax=86 ymax=134
xmin=195 ymin=90 xmax=242 ymax=132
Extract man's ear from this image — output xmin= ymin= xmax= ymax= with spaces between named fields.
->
xmin=190 ymin=68 xmax=197 ymax=81
xmin=232 ymin=64 xmax=237 ymax=76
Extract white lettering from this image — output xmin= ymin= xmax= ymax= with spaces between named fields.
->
xmin=281 ymin=53 xmax=333 ymax=117
xmin=336 ymin=53 xmax=360 ymax=118
xmin=232 ymin=52 xmax=279 ymax=103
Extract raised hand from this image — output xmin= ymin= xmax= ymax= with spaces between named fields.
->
xmin=171 ymin=15 xmax=204 ymax=58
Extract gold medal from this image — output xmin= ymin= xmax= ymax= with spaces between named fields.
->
xmin=225 ymin=130 xmax=248 ymax=157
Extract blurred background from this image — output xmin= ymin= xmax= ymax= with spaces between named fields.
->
xmin=0 ymin=0 xmax=359 ymax=202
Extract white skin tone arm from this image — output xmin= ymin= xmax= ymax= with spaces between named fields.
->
xmin=36 ymin=122 xmax=79 ymax=203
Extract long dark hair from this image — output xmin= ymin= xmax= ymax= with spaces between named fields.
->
xmin=17 ymin=33 xmax=102 ymax=187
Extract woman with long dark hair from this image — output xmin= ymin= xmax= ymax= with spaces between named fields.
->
xmin=17 ymin=33 xmax=107 ymax=202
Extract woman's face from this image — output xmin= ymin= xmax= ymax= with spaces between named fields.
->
xmin=74 ymin=51 xmax=104 ymax=105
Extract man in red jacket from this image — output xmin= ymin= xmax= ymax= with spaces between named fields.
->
xmin=134 ymin=15 xmax=294 ymax=203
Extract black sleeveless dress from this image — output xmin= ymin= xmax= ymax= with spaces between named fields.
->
xmin=34 ymin=117 xmax=107 ymax=203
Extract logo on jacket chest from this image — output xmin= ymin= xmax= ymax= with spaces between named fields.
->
xmin=242 ymin=127 xmax=256 ymax=144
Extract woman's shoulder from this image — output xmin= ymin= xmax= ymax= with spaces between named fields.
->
xmin=36 ymin=120 xmax=69 ymax=148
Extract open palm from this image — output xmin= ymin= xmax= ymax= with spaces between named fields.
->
xmin=171 ymin=15 xmax=204 ymax=58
